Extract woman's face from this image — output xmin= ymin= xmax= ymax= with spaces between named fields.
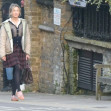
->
xmin=11 ymin=7 xmax=20 ymax=18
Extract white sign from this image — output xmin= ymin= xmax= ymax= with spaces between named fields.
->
xmin=69 ymin=0 xmax=87 ymax=7
xmin=54 ymin=8 xmax=61 ymax=26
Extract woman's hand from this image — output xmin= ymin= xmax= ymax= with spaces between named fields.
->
xmin=2 ymin=56 xmax=6 ymax=61
xmin=26 ymin=54 xmax=30 ymax=60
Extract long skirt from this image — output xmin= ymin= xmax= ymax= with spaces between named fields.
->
xmin=3 ymin=45 xmax=27 ymax=69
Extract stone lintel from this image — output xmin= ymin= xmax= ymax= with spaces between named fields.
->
xmin=65 ymin=35 xmax=111 ymax=53
xmin=38 ymin=24 xmax=55 ymax=33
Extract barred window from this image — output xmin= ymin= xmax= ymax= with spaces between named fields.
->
xmin=73 ymin=4 xmax=111 ymax=42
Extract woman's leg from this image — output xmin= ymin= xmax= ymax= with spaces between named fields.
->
xmin=12 ymin=65 xmax=21 ymax=95
xmin=11 ymin=79 xmax=16 ymax=95
xmin=14 ymin=65 xmax=21 ymax=92
xmin=12 ymin=65 xmax=24 ymax=100
xmin=11 ymin=65 xmax=21 ymax=101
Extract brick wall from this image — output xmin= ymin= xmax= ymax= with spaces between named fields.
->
xmin=24 ymin=0 xmax=42 ymax=91
xmin=0 ymin=0 xmax=73 ymax=93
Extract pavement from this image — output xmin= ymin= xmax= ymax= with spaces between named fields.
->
xmin=0 ymin=92 xmax=111 ymax=111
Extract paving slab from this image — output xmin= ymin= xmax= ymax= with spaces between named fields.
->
xmin=0 ymin=92 xmax=111 ymax=111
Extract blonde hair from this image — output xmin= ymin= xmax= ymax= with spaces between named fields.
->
xmin=9 ymin=3 xmax=21 ymax=18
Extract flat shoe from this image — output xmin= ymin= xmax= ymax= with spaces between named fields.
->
xmin=11 ymin=95 xmax=18 ymax=101
xmin=16 ymin=91 xmax=24 ymax=100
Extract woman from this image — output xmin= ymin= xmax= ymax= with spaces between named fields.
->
xmin=0 ymin=3 xmax=30 ymax=101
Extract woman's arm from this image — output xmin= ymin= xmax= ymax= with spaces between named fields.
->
xmin=25 ymin=23 xmax=31 ymax=59
xmin=0 ymin=24 xmax=7 ymax=60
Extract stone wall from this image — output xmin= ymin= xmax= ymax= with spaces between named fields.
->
xmin=38 ymin=0 xmax=73 ymax=93
xmin=54 ymin=0 xmax=73 ymax=94
xmin=103 ymin=51 xmax=111 ymax=76
xmin=38 ymin=4 xmax=63 ymax=93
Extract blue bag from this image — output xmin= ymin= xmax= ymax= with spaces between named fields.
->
xmin=6 ymin=67 xmax=13 ymax=80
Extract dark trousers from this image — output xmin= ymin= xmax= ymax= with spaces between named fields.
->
xmin=12 ymin=65 xmax=21 ymax=95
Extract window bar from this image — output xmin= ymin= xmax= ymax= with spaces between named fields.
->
xmin=83 ymin=7 xmax=87 ymax=37
xmin=91 ymin=6 xmax=94 ymax=37
xmin=95 ymin=8 xmax=98 ymax=38
xmin=98 ymin=10 xmax=101 ymax=39
xmin=102 ymin=7 xmax=105 ymax=40
xmin=109 ymin=14 xmax=111 ymax=40
xmin=105 ymin=7 xmax=109 ymax=39
xmin=78 ymin=8 xmax=80 ymax=31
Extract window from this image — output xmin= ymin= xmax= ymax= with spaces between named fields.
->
xmin=73 ymin=4 xmax=111 ymax=42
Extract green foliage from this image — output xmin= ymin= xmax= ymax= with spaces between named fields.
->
xmin=88 ymin=0 xmax=111 ymax=13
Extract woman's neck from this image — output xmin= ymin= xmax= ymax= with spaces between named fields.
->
xmin=11 ymin=17 xmax=19 ymax=22
xmin=11 ymin=17 xmax=20 ymax=27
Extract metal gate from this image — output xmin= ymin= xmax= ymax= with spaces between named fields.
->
xmin=78 ymin=50 xmax=103 ymax=91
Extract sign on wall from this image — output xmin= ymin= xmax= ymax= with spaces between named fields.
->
xmin=54 ymin=8 xmax=61 ymax=26
xmin=69 ymin=0 xmax=87 ymax=7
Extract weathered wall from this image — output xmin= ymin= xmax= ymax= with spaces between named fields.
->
xmin=103 ymin=51 xmax=111 ymax=76
xmin=24 ymin=0 xmax=42 ymax=91
xmin=38 ymin=0 xmax=73 ymax=94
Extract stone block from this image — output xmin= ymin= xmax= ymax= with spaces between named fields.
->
xmin=32 ymin=65 xmax=39 ymax=72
